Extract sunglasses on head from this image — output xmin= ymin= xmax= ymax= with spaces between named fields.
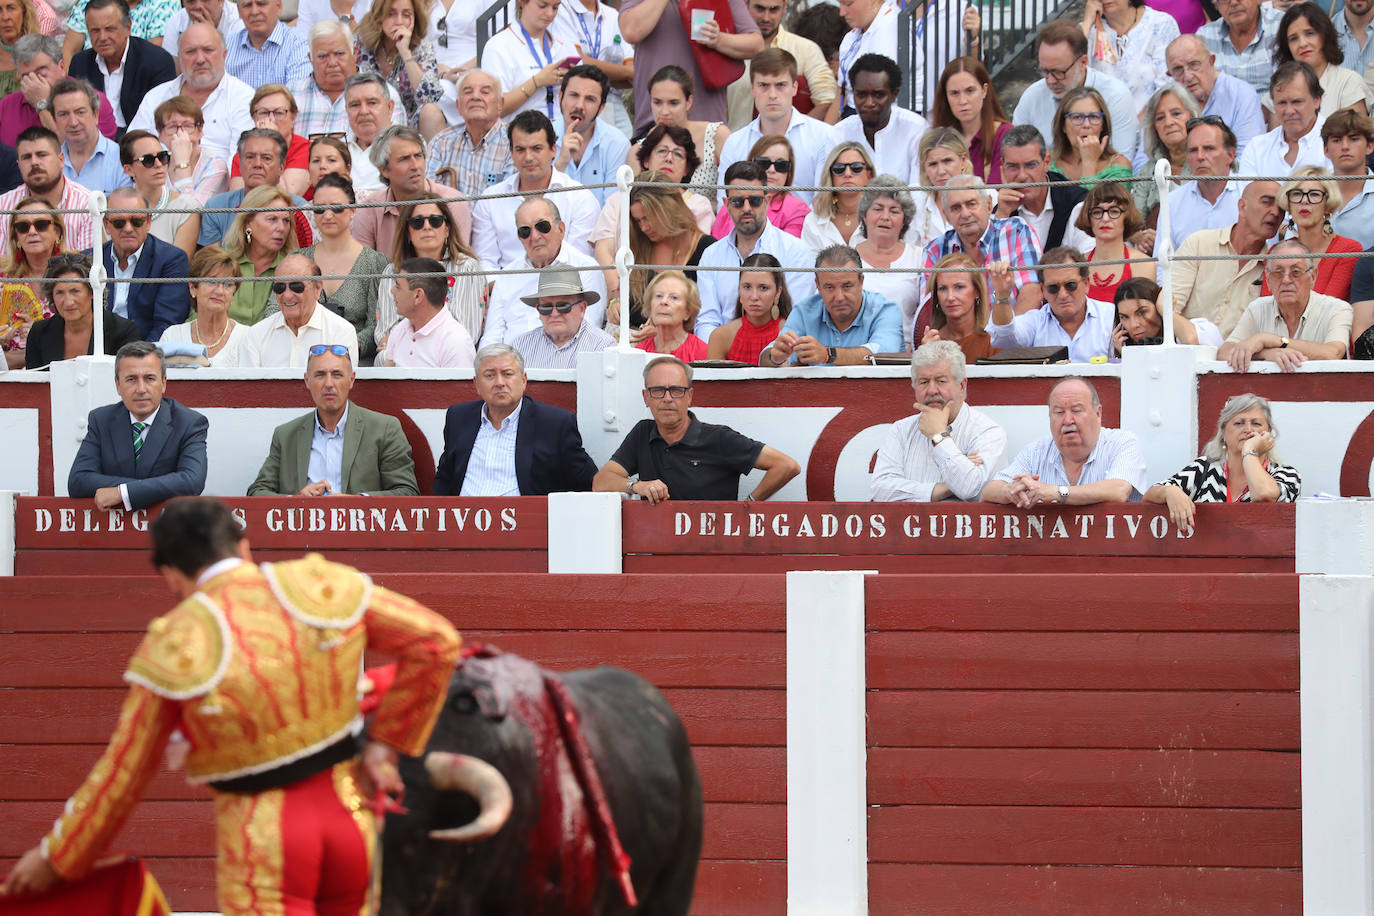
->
xmin=407 ymin=213 xmax=446 ymax=230
xmin=308 ymin=344 xmax=350 ymax=357
xmin=1045 ymin=281 xmax=1080 ymax=296
xmin=517 ymin=219 xmax=554 ymax=239
xmin=753 ymin=156 xmax=791 ymax=173
xmin=272 ymin=281 xmax=309 ymax=295
xmin=133 ymin=151 xmax=171 ymax=168
xmin=108 ymin=217 xmax=146 ymax=229
xmin=830 ymin=161 xmax=868 ymax=176
xmin=727 ymin=194 xmax=765 ymax=209
xmin=14 ymin=218 xmax=51 ymax=234
xmin=535 ymin=301 xmax=579 ymax=314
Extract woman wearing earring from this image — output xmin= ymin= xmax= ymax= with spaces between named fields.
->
xmin=224 ymin=186 xmax=298 ymax=325
xmin=1262 ymin=166 xmax=1360 ymax=301
xmin=159 ymin=246 xmax=250 ymax=367
xmin=1 ymin=197 xmax=68 ymax=369
xmin=919 ymin=252 xmax=998 ymax=362
xmin=803 ymin=142 xmax=875 ymax=250
xmin=373 ymin=198 xmax=484 ymax=348
xmin=708 ymin=253 xmax=793 ymax=361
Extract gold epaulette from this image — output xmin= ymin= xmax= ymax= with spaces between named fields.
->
xmin=261 ymin=553 xmax=371 ymax=631
xmin=124 ymin=595 xmax=231 ymax=700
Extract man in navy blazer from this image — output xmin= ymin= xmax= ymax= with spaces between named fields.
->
xmin=90 ymin=186 xmax=190 ymax=341
xmin=68 ymin=341 xmax=209 ymax=511
xmin=433 ymin=343 xmax=597 ymax=496
xmin=68 ymin=0 xmax=176 ymax=135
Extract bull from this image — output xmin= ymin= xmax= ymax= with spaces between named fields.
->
xmin=378 ymin=646 xmax=704 ymax=915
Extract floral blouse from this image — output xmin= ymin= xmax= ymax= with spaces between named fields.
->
xmin=355 ymin=39 xmax=445 ymax=129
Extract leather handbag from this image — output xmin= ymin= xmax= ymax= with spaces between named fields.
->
xmin=677 ymin=0 xmax=746 ymax=89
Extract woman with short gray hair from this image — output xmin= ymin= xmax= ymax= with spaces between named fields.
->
xmin=855 ymin=175 xmax=923 ymax=351
xmin=1144 ymin=393 xmax=1300 ymax=528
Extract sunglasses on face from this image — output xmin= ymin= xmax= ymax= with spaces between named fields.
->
xmin=272 ymin=281 xmax=309 ymax=295
xmin=14 ymin=218 xmax=51 ymax=234
xmin=753 ymin=156 xmax=791 ymax=173
xmin=108 ymin=217 xmax=146 ymax=229
xmin=727 ymin=195 xmax=765 ymax=209
xmin=830 ymin=160 xmax=868 ymax=176
xmin=535 ymin=301 xmax=579 ymax=314
xmin=407 ymin=213 xmax=446 ymax=230
xmin=322 ymin=205 xmax=347 ymax=214
xmin=1045 ymin=281 xmax=1080 ymax=296
xmin=517 ymin=219 xmax=554 ymax=239
xmin=308 ymin=344 xmax=350 ymax=356
xmin=132 ymin=151 xmax=171 ymax=168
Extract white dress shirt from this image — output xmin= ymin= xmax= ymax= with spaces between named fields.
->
xmin=989 ymin=297 xmax=1115 ymax=363
xmin=460 ymin=400 xmax=523 ymax=497
xmin=995 ymin=427 xmax=1150 ymax=498
xmin=833 ymin=106 xmax=929 ymax=186
xmin=695 ymin=222 xmax=818 ymax=339
xmin=870 ymin=403 xmax=1007 ymax=502
xmin=109 ymin=242 xmax=144 ymax=320
xmin=717 ymin=111 xmax=836 ymax=204
xmin=469 ymin=169 xmax=600 ymax=270
xmin=1236 ymin=122 xmax=1332 ymax=181
xmin=128 ymin=73 xmax=257 ymax=163
xmin=1015 ymin=197 xmax=1093 ymax=255
xmin=119 ymin=404 xmax=160 ymax=510
xmin=238 ymin=302 xmax=360 ymax=368
xmin=96 ymin=38 xmax=130 ymax=128
xmin=480 ymin=245 xmax=608 ymax=348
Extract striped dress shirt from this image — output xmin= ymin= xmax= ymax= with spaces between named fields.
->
xmin=224 ymin=23 xmax=312 ymax=87
xmin=511 ymin=321 xmax=615 ymax=369
xmin=0 ymin=179 xmax=92 ymax=260
xmin=460 ymin=401 xmax=522 ymax=497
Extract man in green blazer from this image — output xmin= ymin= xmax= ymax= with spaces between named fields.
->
xmin=247 ymin=345 xmax=420 ymax=496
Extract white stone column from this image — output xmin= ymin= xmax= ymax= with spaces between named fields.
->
xmin=1119 ymin=344 xmax=1206 ymax=484
xmin=546 ymin=491 xmax=622 ymax=574
xmin=1298 ymin=500 xmax=1374 ymax=914
xmin=575 ymin=348 xmax=649 ymax=467
xmin=48 ymin=355 xmax=116 ymax=497
xmin=787 ymin=570 xmax=867 ymax=915
xmin=0 ymin=490 xmax=15 ymax=576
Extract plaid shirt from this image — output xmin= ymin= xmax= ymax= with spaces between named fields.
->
xmin=225 ymin=22 xmax=311 ymax=88
xmin=917 ymin=216 xmax=1042 ymax=308
xmin=426 ymin=121 xmax=515 ymax=197
xmin=1197 ymin=6 xmax=1284 ymax=96
xmin=0 ymin=179 xmax=92 ymax=259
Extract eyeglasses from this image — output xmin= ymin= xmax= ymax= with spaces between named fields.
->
xmin=646 ymin=385 xmax=691 ymax=399
xmin=309 ymin=131 xmax=347 ymax=141
xmin=727 ymin=194 xmax=765 ymax=209
xmin=535 ymin=301 xmax=580 ymax=314
xmin=1039 ymin=63 xmax=1076 ymax=81
xmin=753 ymin=156 xmax=791 ymax=173
xmin=1286 ymin=188 xmax=1328 ymax=204
xmin=436 ymin=14 xmax=447 ymax=47
xmin=308 ymin=344 xmax=350 ymax=357
xmin=651 ymin=145 xmax=687 ymax=161
xmin=272 ymin=281 xmax=309 ymax=294
xmin=516 ymin=218 xmax=554 ymax=239
xmin=107 ymin=217 xmax=146 ymax=229
xmin=253 ymin=107 xmax=291 ymax=120
xmin=407 ymin=213 xmax=446 ymax=230
xmin=1045 ymin=281 xmax=1080 ymax=296
xmin=1088 ymin=205 xmax=1126 ymax=220
xmin=322 ymin=204 xmax=347 ymax=214
xmin=1265 ymin=265 xmax=1311 ymax=280
xmin=1185 ymin=114 xmax=1226 ymax=131
xmin=198 ymin=277 xmax=236 ymax=288
xmin=830 ymin=160 xmax=869 ymax=176
xmin=1065 ymin=111 xmax=1105 ymax=125
xmin=1166 ymin=60 xmax=1206 ymax=78
xmin=132 ymin=150 xmax=171 ymax=168
xmin=13 ymin=218 xmax=52 ymax=234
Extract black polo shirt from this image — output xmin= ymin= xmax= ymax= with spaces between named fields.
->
xmin=611 ymin=412 xmax=764 ymax=500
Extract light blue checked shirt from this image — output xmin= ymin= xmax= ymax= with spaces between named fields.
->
xmin=62 ymin=136 xmax=133 ymax=194
xmin=995 ymin=427 xmax=1149 ymax=499
xmin=224 ymin=22 xmax=311 ymax=88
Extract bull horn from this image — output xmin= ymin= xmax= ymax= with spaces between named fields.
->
xmin=424 ymin=751 xmax=514 ymax=842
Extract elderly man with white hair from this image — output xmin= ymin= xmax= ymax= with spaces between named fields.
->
xmin=289 ymin=20 xmax=406 ymax=139
xmin=917 ymin=174 xmax=1043 ymax=316
xmin=426 ymin=69 xmax=515 ymax=197
xmin=870 ymin=340 xmax=1007 ymax=502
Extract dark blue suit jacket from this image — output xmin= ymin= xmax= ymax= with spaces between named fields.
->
xmin=68 ymin=397 xmax=209 ymax=510
xmin=89 ymin=235 xmax=191 ymax=341
xmin=69 ymin=36 xmax=176 ymax=134
xmin=433 ymin=396 xmax=596 ymax=496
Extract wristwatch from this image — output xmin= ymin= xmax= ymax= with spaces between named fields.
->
xmin=930 ymin=428 xmax=952 ymax=447
xmin=626 ymin=480 xmax=636 ymax=497
xmin=1279 ymin=337 xmax=1291 ymax=349
xmin=1057 ymin=485 xmax=1070 ymax=504
xmin=34 ymin=99 xmax=47 ymax=112
xmin=825 ymin=346 xmax=837 ymax=364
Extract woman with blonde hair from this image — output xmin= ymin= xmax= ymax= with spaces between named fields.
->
xmin=356 ymin=0 xmax=447 ymax=137
xmin=1050 ymin=86 xmax=1132 ymax=181
xmin=223 ymin=185 xmax=298 ymax=325
xmin=0 ymin=197 xmax=67 ymax=369
xmin=636 ymin=270 xmax=707 ymax=362
xmin=1263 ymin=165 xmax=1360 ymax=301
xmin=159 ymin=246 xmax=251 ymax=367
xmin=919 ymin=252 xmax=997 ymax=362
xmin=802 ymin=141 xmax=874 ymax=250
xmin=710 ymin=134 xmax=810 ymax=239
xmin=911 ymin=127 xmax=971 ymax=249
xmin=624 ymin=173 xmax=711 ymax=332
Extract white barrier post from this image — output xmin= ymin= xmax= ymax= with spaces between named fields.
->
xmin=575 ymin=347 xmax=649 ymax=467
xmin=1153 ymin=159 xmax=1175 ymax=345
xmin=614 ymin=164 xmax=635 ymax=350
xmin=88 ymin=190 xmax=107 ymax=357
xmin=1297 ymin=500 xmax=1374 ymax=914
xmin=546 ymin=491 xmax=622 ymax=574
xmin=1119 ymin=343 xmax=1204 ymax=486
xmin=787 ymin=570 xmax=867 ymax=915
xmin=48 ymin=355 xmax=117 ymax=496
xmin=0 ymin=489 xmax=16 ymax=576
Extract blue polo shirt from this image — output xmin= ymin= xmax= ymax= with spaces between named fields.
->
xmin=771 ymin=288 xmax=902 ymax=361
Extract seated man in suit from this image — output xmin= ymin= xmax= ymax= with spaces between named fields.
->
xmin=68 ymin=0 xmax=176 ymax=137
xmin=94 ymin=186 xmax=190 ymax=340
xmin=433 ymin=342 xmax=597 ymax=496
xmin=68 ymin=340 xmax=209 ymax=510
xmin=248 ymin=344 xmax=419 ymax=496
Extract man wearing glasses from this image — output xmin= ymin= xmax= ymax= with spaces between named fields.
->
xmin=593 ymin=355 xmax=800 ymax=503
xmin=1219 ymin=239 xmax=1352 ymax=371
xmin=989 ymin=245 xmax=1113 ymax=362
xmin=695 ymin=160 xmax=815 ymax=339
xmin=238 ymin=252 xmax=360 ymax=367
xmin=1011 ymin=21 xmax=1138 ymax=166
xmin=93 ymin=186 xmax=190 ymax=340
xmin=1163 ymin=35 xmax=1265 ymax=159
xmin=248 ymin=342 xmax=419 ymax=496
xmin=1166 ymin=115 xmax=1240 ymax=250
xmin=510 ymin=265 xmax=613 ymax=368
xmin=1197 ymin=0 xmax=1283 ymax=96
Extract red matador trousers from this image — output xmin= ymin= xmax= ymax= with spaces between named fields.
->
xmin=211 ymin=761 xmax=376 ymax=916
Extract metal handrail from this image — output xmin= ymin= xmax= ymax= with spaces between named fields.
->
xmin=474 ymin=0 xmax=515 ymax=66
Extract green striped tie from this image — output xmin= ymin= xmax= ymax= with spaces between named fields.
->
xmin=132 ymin=421 xmax=148 ymax=462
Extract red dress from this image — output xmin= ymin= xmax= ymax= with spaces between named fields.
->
xmin=724 ymin=317 xmax=784 ymax=363
xmin=1087 ymin=247 xmax=1132 ymax=303
xmin=1259 ymin=235 xmax=1362 ymax=301
xmin=638 ymin=332 xmax=709 ymax=361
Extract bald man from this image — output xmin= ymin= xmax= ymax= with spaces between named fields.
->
xmin=1163 ymin=35 xmax=1265 ymax=158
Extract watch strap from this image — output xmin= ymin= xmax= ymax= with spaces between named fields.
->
xmin=826 ymin=346 xmax=837 ymax=364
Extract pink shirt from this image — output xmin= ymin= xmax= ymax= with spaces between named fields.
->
xmin=383 ymin=306 xmax=476 ymax=368
xmin=0 ymin=89 xmax=118 ymax=147
xmin=712 ymin=191 xmax=809 ymax=239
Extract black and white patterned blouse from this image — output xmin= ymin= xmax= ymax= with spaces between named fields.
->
xmin=1157 ymin=457 xmax=1301 ymax=503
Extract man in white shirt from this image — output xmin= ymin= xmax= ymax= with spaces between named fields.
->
xmin=833 ymin=52 xmax=927 ymax=186
xmin=724 ymin=0 xmax=836 ymax=129
xmin=342 ymin=71 xmax=395 ymax=195
xmin=1237 ymin=61 xmax=1332 ymax=179
xmin=717 ymin=48 xmax=834 ymax=204
xmin=994 ymin=125 xmax=1092 ymax=254
xmin=1324 ymin=108 xmax=1374 ymax=248
xmin=239 ymin=253 xmax=359 ymax=368
xmin=989 ymin=246 xmax=1114 ymax=362
xmin=481 ymin=197 xmax=607 ymax=347
xmin=1164 ymin=35 xmax=1266 ymax=157
xmin=1012 ymin=20 xmax=1139 ymax=163
xmin=470 ymin=111 xmax=600 ymax=270
xmin=127 ymin=23 xmax=255 ymax=163
xmin=983 ymin=376 xmax=1149 ymax=507
xmin=1168 ymin=116 xmax=1241 ymax=250
xmin=870 ymin=340 xmax=1007 ymax=502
